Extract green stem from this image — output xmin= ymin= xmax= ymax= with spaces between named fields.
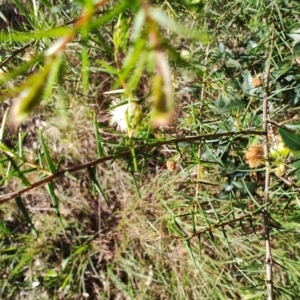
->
xmin=130 ymin=137 xmax=138 ymax=172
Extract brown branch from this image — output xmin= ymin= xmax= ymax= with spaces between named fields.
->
xmin=168 ymin=207 xmax=266 ymax=240
xmin=0 ymin=42 xmax=34 ymax=70
xmin=194 ymin=45 xmax=210 ymax=198
xmin=0 ymin=130 xmax=266 ymax=204
xmin=133 ymin=130 xmax=266 ymax=146
xmin=262 ymin=15 xmax=275 ymax=300
xmin=275 ymin=174 xmax=300 ymax=190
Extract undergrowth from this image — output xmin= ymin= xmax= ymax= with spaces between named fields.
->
xmin=0 ymin=0 xmax=300 ymax=299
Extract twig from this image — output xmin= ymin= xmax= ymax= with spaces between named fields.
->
xmin=262 ymin=15 xmax=275 ymax=300
xmin=0 ymin=42 xmax=34 ymax=70
xmin=0 ymin=130 xmax=266 ymax=204
xmin=168 ymin=206 xmax=267 ymax=240
xmin=194 ymin=44 xmax=210 ymax=225
xmin=275 ymin=174 xmax=300 ymax=191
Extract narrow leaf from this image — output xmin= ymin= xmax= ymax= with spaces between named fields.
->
xmin=93 ymin=114 xmax=104 ymax=158
xmin=294 ymin=152 xmax=300 ymax=181
xmin=39 ymin=131 xmax=56 ymax=173
xmin=6 ymin=156 xmax=31 ymax=187
xmin=46 ymin=182 xmax=64 ymax=230
xmin=0 ymin=108 xmax=9 ymax=142
xmin=87 ymin=166 xmax=108 ymax=204
xmin=0 ymin=221 xmax=11 ymax=235
xmin=15 ymin=196 xmax=38 ymax=237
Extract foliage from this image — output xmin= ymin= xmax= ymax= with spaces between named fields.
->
xmin=0 ymin=0 xmax=300 ymax=299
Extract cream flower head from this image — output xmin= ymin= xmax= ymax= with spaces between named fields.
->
xmin=109 ymin=98 xmax=142 ymax=135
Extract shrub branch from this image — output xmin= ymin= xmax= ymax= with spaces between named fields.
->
xmin=262 ymin=15 xmax=275 ymax=300
xmin=0 ymin=130 xmax=265 ymax=204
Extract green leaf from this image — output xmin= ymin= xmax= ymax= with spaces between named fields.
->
xmin=87 ymin=166 xmax=108 ymax=204
xmin=44 ymin=269 xmax=58 ymax=278
xmin=97 ymin=60 xmax=118 ymax=75
xmin=39 ymin=131 xmax=57 ymax=173
xmin=11 ymin=61 xmax=54 ymax=123
xmin=15 ymin=196 xmax=38 ymax=237
xmin=284 ymin=121 xmax=300 ymax=131
xmin=0 ymin=108 xmax=9 ymax=142
xmin=46 ymin=182 xmax=64 ymax=231
xmin=131 ymin=9 xmax=146 ymax=41
xmin=12 ymin=78 xmax=45 ymax=123
xmin=150 ymin=8 xmax=209 ymax=42
xmin=39 ymin=131 xmax=56 ymax=173
xmin=0 ymin=221 xmax=11 ymax=235
xmin=294 ymin=152 xmax=300 ymax=181
xmin=12 ymin=0 xmax=28 ymax=16
xmin=0 ymin=27 xmax=71 ymax=43
xmin=39 ymin=0 xmax=53 ymax=8
xmin=279 ymin=128 xmax=300 ymax=151
xmin=44 ymin=54 xmax=64 ymax=98
xmin=242 ymin=70 xmax=255 ymax=96
xmin=216 ymin=98 xmax=247 ymax=114
xmin=225 ymin=58 xmax=241 ymax=69
xmin=93 ymin=114 xmax=104 ymax=158
xmin=6 ymin=155 xmax=31 ymax=187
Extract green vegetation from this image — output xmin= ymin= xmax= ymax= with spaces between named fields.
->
xmin=1 ymin=0 xmax=300 ymax=299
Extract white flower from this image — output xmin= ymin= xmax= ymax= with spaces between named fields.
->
xmin=109 ymin=99 xmax=142 ymax=133
xmin=288 ymin=28 xmax=300 ymax=45
xmin=180 ymin=49 xmax=190 ymax=60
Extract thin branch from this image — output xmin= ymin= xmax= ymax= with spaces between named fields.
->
xmin=194 ymin=44 xmax=210 ymax=205
xmin=0 ymin=42 xmax=34 ymax=70
xmin=169 ymin=207 xmax=266 ymax=240
xmin=275 ymin=174 xmax=300 ymax=191
xmin=0 ymin=130 xmax=266 ymax=204
xmin=132 ymin=130 xmax=266 ymax=146
xmin=262 ymin=15 xmax=275 ymax=300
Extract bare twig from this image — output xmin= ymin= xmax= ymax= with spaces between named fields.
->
xmin=169 ymin=206 xmax=267 ymax=240
xmin=194 ymin=44 xmax=210 ymax=205
xmin=262 ymin=15 xmax=275 ymax=300
xmin=0 ymin=130 xmax=266 ymax=204
xmin=275 ymin=174 xmax=300 ymax=190
xmin=0 ymin=42 xmax=34 ymax=70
